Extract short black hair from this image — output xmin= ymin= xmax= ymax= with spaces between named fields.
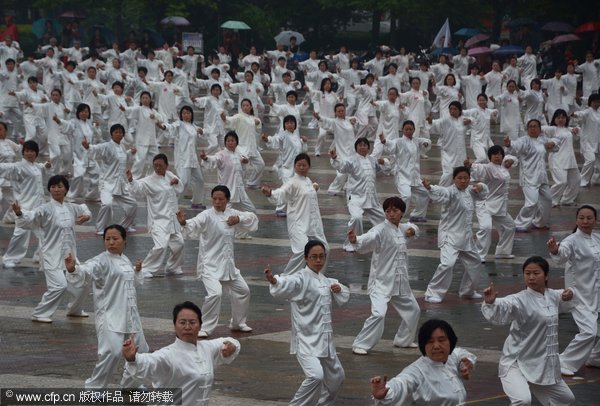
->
xmin=283 ymin=115 xmax=297 ymax=130
xmin=294 ymin=153 xmax=311 ymax=167
xmin=487 ymin=145 xmax=505 ymax=160
xmin=76 ymin=103 xmax=91 ymax=120
xmin=103 ymin=224 xmax=126 ymax=240
xmin=211 ymin=185 xmax=231 ymax=200
xmin=22 ymin=140 xmax=39 ymax=157
xmin=382 ymin=196 xmax=406 ymax=213
xmin=354 ymin=137 xmax=370 ymax=150
xmin=452 ymin=166 xmax=470 ymax=179
xmin=286 ymin=90 xmax=298 ymax=100
xmin=224 ymin=131 xmax=239 ymax=145
xmin=418 ymin=319 xmax=458 ymax=356
xmin=179 ymin=105 xmax=194 ymax=122
xmin=172 ymin=301 xmax=202 ymax=325
xmin=153 ymin=153 xmax=168 ymax=166
xmin=47 ymin=175 xmax=70 ymax=192
xmin=304 ymin=239 xmax=326 ymax=258
xmin=522 ymin=256 xmax=549 ymax=276
xmin=110 ymin=123 xmax=125 ymax=135
xmin=137 ymin=66 xmax=148 ymax=74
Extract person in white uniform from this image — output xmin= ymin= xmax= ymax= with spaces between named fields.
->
xmin=548 ymin=205 xmax=600 ymax=375
xmin=0 ymin=141 xmax=47 ymax=268
xmin=462 ymin=94 xmax=497 ymax=163
xmin=380 ymin=120 xmax=431 ymax=222
xmin=464 ymin=145 xmax=516 ymax=262
xmin=83 ymin=124 xmax=137 ymax=235
xmin=572 ymin=94 xmax=600 ymax=188
xmin=370 ymin=319 xmax=476 ymax=405
xmin=13 ymin=175 xmax=91 ymax=322
xmin=0 ymin=122 xmax=19 ymax=222
xmin=517 ymin=46 xmax=541 ymax=90
xmin=504 ymin=119 xmax=560 ymax=232
xmin=348 ymin=196 xmax=420 ymax=355
xmin=261 ymin=153 xmax=328 ymax=275
xmin=127 ymin=153 xmax=184 ymax=277
xmin=65 ymin=224 xmax=148 ymax=388
xmin=330 ymin=138 xmax=385 ymax=252
xmin=574 ymin=51 xmax=600 ymax=98
xmin=481 ymin=256 xmax=576 ymax=405
xmin=490 ymin=80 xmax=523 ymax=140
xmin=177 ymin=185 xmax=258 ymax=337
xmin=265 ymin=240 xmax=349 ymax=406
xmin=123 ymin=301 xmax=240 ymax=406
xmin=423 ymin=166 xmax=488 ymax=303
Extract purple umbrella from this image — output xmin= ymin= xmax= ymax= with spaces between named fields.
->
xmin=541 ymin=22 xmax=574 ymax=32
xmin=468 ymin=46 xmax=492 ymax=56
xmin=550 ymin=34 xmax=581 ymax=45
xmin=465 ymin=33 xmax=490 ymax=48
xmin=160 ymin=16 xmax=191 ymax=26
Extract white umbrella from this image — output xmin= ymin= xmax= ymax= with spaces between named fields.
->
xmin=274 ymin=30 xmax=305 ymax=46
xmin=160 ymin=16 xmax=191 ymax=26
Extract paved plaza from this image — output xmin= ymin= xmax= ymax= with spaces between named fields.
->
xmin=1 ymin=115 xmax=600 ymax=405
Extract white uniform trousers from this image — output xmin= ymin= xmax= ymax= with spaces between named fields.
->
xmin=200 ymin=276 xmax=250 ymax=334
xmin=352 ymin=291 xmax=420 ymax=351
xmin=2 ymin=226 xmax=41 ymax=263
xmin=291 ymin=351 xmax=345 ymax=406
xmin=342 ymin=203 xmax=384 ymax=251
xmin=230 ymin=200 xmax=256 ymax=239
xmin=96 ymin=188 xmax=137 ymax=234
xmin=514 ymin=184 xmax=552 ymax=230
xmin=85 ymin=327 xmax=149 ymax=388
xmin=1 ymin=186 xmax=15 ymax=221
xmin=283 ymin=237 xmax=329 ymax=275
xmin=472 ymin=142 xmax=490 ymax=163
xmin=560 ymin=306 xmax=599 ymax=371
xmin=176 ymin=166 xmax=205 ymax=205
xmin=23 ymin=115 xmax=47 ymax=152
xmin=328 ymin=171 xmax=348 ymax=194
xmin=32 ymin=268 xmax=90 ymax=319
xmin=425 ymin=244 xmax=482 ymax=301
xmin=501 ymin=362 xmax=575 ymax=406
xmin=49 ymin=144 xmax=73 ymax=176
xmin=131 ymin=145 xmax=159 ymax=179
xmin=396 ymin=183 xmax=430 ymax=219
xmin=550 ymin=167 xmax=580 ymax=206
xmin=579 ymin=144 xmax=600 ymax=187
xmin=142 ymin=227 xmax=184 ymax=275
xmin=315 ymin=128 xmax=332 ymax=156
xmin=475 ymin=202 xmax=515 ymax=261
xmin=244 ymin=152 xmax=265 ymax=188
xmin=356 ymin=116 xmax=378 ymax=141
xmin=345 ymin=94 xmax=357 ymax=115
xmin=2 ymin=106 xmax=24 ymax=138
xmin=68 ymin=163 xmax=100 ymax=200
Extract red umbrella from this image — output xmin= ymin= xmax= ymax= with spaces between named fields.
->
xmin=468 ymin=46 xmax=492 ymax=56
xmin=550 ymin=34 xmax=581 ymax=45
xmin=575 ymin=21 xmax=600 ymax=33
xmin=465 ymin=33 xmax=490 ymax=48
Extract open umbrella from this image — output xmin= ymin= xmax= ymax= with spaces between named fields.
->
xmin=160 ymin=16 xmax=191 ymax=26
xmin=507 ymin=17 xmax=537 ymax=28
xmin=468 ymin=46 xmax=492 ymax=56
xmin=493 ymin=45 xmax=525 ymax=56
xmin=465 ymin=33 xmax=490 ymax=48
xmin=59 ymin=11 xmax=86 ymax=20
xmin=541 ymin=22 xmax=574 ymax=32
xmin=430 ymin=47 xmax=458 ymax=56
xmin=220 ymin=20 xmax=251 ymax=30
xmin=454 ymin=28 xmax=480 ymax=37
xmin=575 ymin=21 xmax=600 ymax=33
xmin=274 ymin=30 xmax=305 ymax=46
xmin=31 ymin=17 xmax=62 ymax=39
xmin=550 ymin=34 xmax=581 ymax=45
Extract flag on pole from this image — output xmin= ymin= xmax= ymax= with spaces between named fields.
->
xmin=432 ymin=18 xmax=451 ymax=48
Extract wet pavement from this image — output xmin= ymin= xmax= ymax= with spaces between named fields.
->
xmin=1 ymin=116 xmax=599 ymax=405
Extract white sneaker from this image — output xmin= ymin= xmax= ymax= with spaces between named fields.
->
xmin=31 ymin=316 xmax=52 ymax=323
xmin=67 ymin=310 xmax=89 ymax=318
xmin=424 ymin=296 xmax=442 ymax=304
xmin=166 ymin=268 xmax=183 ymax=275
xmin=3 ymin=261 xmax=16 ymax=268
xmin=127 ymin=227 xmax=137 ymax=233
xmin=230 ymin=324 xmax=253 ymax=332
xmin=495 ymin=254 xmax=515 ymax=259
xmin=561 ymin=367 xmax=575 ymax=376
xmin=394 ymin=342 xmax=418 ymax=349
xmin=352 ymin=347 xmax=368 ymax=355
xmin=461 ymin=292 xmax=483 ymax=299
xmin=142 ymin=271 xmax=153 ymax=279
xmin=197 ymin=331 xmax=209 ymax=338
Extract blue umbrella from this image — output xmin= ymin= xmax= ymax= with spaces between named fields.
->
xmin=493 ymin=45 xmax=525 ymax=56
xmin=431 ymin=47 xmax=458 ymax=56
xmin=454 ymin=28 xmax=480 ymax=37
xmin=32 ymin=17 xmax=62 ymax=39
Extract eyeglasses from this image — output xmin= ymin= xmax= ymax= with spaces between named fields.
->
xmin=176 ymin=320 xmax=199 ymax=327
xmin=307 ymin=254 xmax=326 ymax=261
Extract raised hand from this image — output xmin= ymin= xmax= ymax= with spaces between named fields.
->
xmin=122 ymin=334 xmax=138 ymax=362
xmin=261 ymin=185 xmax=272 ymax=197
xmin=134 ymin=258 xmax=142 ymax=272
xmin=371 ymin=375 xmax=389 ymax=400
xmin=459 ymin=357 xmax=474 ymax=380
xmin=64 ymin=253 xmax=76 ymax=273
xmin=264 ymin=265 xmax=277 ymax=285
xmin=176 ymin=208 xmax=186 ymax=225
xmin=483 ymin=283 xmax=496 ymax=304
xmin=221 ymin=340 xmax=236 ymax=357
xmin=547 ymin=237 xmax=560 ymax=255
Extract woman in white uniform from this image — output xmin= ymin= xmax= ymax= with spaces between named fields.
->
xmin=481 ymin=256 xmax=576 ymax=405
xmin=177 ymin=185 xmax=258 ymax=337
xmin=572 ymin=94 xmax=600 ymax=188
xmin=370 ymin=319 xmax=476 ymax=405
xmin=265 ymin=240 xmax=349 ymax=406
xmin=348 ymin=197 xmax=420 ymax=355
xmin=548 ymin=205 xmax=600 ymax=375
xmin=423 ymin=166 xmax=488 ymax=303
xmin=491 ymin=80 xmax=523 ymax=140
xmin=65 ymin=224 xmax=148 ymax=388
xmin=123 ymin=301 xmax=240 ymax=406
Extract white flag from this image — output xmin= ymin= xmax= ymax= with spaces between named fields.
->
xmin=432 ymin=18 xmax=451 ymax=48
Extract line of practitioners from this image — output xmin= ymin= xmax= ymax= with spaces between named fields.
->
xmin=4 ymin=138 xmax=599 ymax=404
